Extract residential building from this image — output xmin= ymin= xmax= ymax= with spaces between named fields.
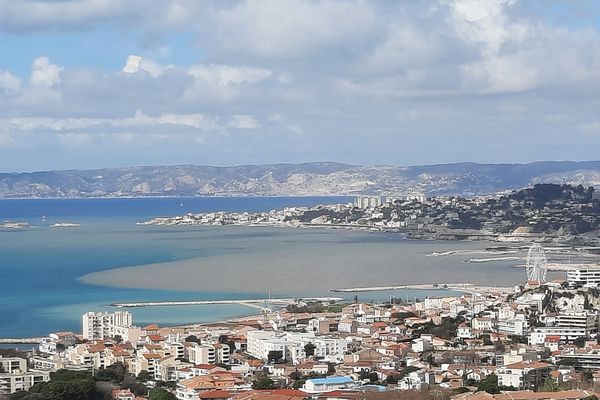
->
xmin=82 ymin=311 xmax=133 ymax=340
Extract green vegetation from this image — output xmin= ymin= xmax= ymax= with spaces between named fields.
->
xmin=286 ymin=301 xmax=345 ymax=313
xmin=11 ymin=370 xmax=103 ymax=400
xmin=267 ymin=350 xmax=284 ymax=363
xmin=148 ymin=388 xmax=177 ymax=400
xmin=538 ymin=377 xmax=560 ymax=392
xmin=304 ymin=343 xmax=316 ymax=357
xmin=477 ymin=374 xmax=500 ymax=394
xmin=94 ymin=362 xmax=126 ymax=382
xmin=184 ymin=335 xmax=201 ymax=344
xmin=252 ymin=376 xmax=276 ymax=390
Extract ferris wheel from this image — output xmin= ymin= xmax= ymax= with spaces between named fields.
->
xmin=526 ymin=243 xmax=547 ymax=284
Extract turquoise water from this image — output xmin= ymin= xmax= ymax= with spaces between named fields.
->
xmin=0 ymin=197 xmax=521 ymax=338
xmin=0 ymin=197 xmax=351 ymax=337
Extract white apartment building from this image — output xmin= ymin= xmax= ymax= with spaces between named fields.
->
xmin=497 ymin=361 xmax=551 ymax=390
xmin=246 ymin=331 xmax=347 ymax=364
xmin=0 ymin=372 xmax=50 ymax=395
xmin=471 ymin=317 xmax=494 ymax=331
xmin=567 ymin=269 xmax=600 ymax=287
xmin=530 ymin=312 xmax=599 ymax=344
xmin=355 ymin=196 xmax=382 ymax=209
xmin=0 ymin=356 xmax=50 ymax=395
xmin=555 ymin=312 xmax=598 ymax=336
xmin=187 ymin=343 xmax=230 ymax=365
xmin=0 ymin=356 xmax=27 ymax=374
xmin=498 ymin=314 xmax=530 ymax=336
xmin=529 ymin=327 xmax=588 ymax=345
xmin=82 ymin=311 xmax=133 ymax=340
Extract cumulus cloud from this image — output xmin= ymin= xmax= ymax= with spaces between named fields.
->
xmin=122 ymin=55 xmax=173 ymax=77
xmin=30 ymin=57 xmax=62 ymax=88
xmin=0 ymin=71 xmax=21 ymax=94
xmin=1 ymin=0 xmax=600 ymax=169
xmin=211 ymin=0 xmax=376 ymax=59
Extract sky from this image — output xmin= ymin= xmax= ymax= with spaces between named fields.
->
xmin=1 ymin=0 xmax=600 ymax=172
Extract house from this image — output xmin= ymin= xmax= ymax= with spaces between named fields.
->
xmin=176 ymin=372 xmax=251 ymax=400
xmin=497 ymin=361 xmax=552 ymax=390
xmin=302 ymin=376 xmax=356 ymax=393
xmin=458 ymin=324 xmax=474 ymax=339
xmin=112 ymin=389 xmax=135 ymax=400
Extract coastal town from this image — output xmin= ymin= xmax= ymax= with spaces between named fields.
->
xmin=4 ymin=249 xmax=600 ymax=400
xmin=140 ymin=184 xmax=600 ymax=245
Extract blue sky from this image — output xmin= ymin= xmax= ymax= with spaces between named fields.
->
xmin=1 ymin=0 xmax=600 ymax=172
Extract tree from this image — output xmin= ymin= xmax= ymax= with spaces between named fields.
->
xmin=113 ymin=335 xmax=123 ymax=344
xmin=367 ymin=372 xmax=379 ymax=383
xmin=22 ymin=370 xmax=103 ymax=400
xmin=218 ymin=335 xmax=236 ymax=355
xmin=185 ymin=335 xmax=201 ymax=344
xmin=148 ymin=388 xmax=177 ymax=400
xmin=122 ymin=376 xmax=148 ymax=396
xmin=452 ymin=387 xmax=471 ymax=395
xmin=574 ymin=337 xmax=586 ymax=348
xmin=292 ymin=379 xmax=306 ymax=390
xmin=56 ymin=343 xmax=66 ymax=353
xmin=252 ymin=376 xmax=276 ymax=390
xmin=136 ymin=370 xmax=151 ymax=382
xmin=304 ymin=343 xmax=316 ymax=357
xmin=267 ymin=350 xmax=284 ymax=363
xmin=539 ymin=377 xmax=559 ymax=392
xmin=289 ymin=371 xmax=303 ymax=381
xmin=477 ymin=374 xmax=500 ymax=394
xmin=94 ymin=362 xmax=126 ymax=383
xmin=327 ymin=362 xmax=336 ymax=375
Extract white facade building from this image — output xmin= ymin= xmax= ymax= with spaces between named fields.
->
xmin=567 ymin=269 xmax=600 ymax=287
xmin=246 ymin=331 xmax=347 ymax=364
xmin=355 ymin=196 xmax=383 ymax=209
xmin=0 ymin=356 xmax=50 ymax=395
xmin=82 ymin=311 xmax=133 ymax=340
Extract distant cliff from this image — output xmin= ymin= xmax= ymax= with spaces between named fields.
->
xmin=1 ymin=161 xmax=600 ymax=198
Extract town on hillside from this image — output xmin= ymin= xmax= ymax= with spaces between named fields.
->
xmin=4 ymin=255 xmax=600 ymax=400
xmin=141 ymin=184 xmax=600 ymax=245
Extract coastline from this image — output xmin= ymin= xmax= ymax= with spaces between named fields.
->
xmin=79 ymin=228 xmax=528 ymax=297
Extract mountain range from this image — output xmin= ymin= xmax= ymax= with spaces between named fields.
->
xmin=1 ymin=161 xmax=600 ymax=198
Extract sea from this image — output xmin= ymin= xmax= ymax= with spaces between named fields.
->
xmin=0 ymin=197 xmax=523 ymax=339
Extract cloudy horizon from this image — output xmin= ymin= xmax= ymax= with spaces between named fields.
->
xmin=1 ymin=0 xmax=600 ymax=172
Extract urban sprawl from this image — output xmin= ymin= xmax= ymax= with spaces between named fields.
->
xmin=3 ymin=184 xmax=600 ymax=400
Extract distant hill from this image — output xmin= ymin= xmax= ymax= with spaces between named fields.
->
xmin=1 ymin=161 xmax=600 ymax=198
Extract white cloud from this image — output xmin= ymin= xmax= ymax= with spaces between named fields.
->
xmin=212 ymin=0 xmax=376 ymax=59
xmin=122 ymin=55 xmax=173 ymax=77
xmin=364 ymin=24 xmax=443 ymax=72
xmin=2 ymin=1 xmax=600 ymax=169
xmin=30 ymin=57 xmax=62 ymax=88
xmin=114 ymin=110 xmax=220 ymax=130
xmin=187 ymin=64 xmax=272 ymax=86
xmin=229 ymin=115 xmax=259 ymax=129
xmin=5 ymin=111 xmax=221 ymax=132
xmin=446 ymin=0 xmax=522 ymax=55
xmin=0 ymin=70 xmax=21 ymax=94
